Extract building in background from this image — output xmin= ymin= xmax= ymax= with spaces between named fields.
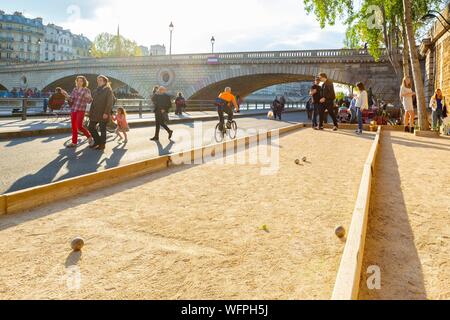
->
xmin=0 ymin=11 xmax=91 ymax=64
xmin=72 ymin=34 xmax=92 ymax=59
xmin=150 ymin=44 xmax=166 ymax=56
xmin=139 ymin=45 xmax=150 ymax=56
xmin=0 ymin=11 xmax=44 ymax=64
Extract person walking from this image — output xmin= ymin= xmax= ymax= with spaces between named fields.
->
xmin=429 ymin=89 xmax=446 ymax=132
xmin=272 ymin=96 xmax=281 ymax=120
xmin=88 ymin=75 xmax=115 ymax=151
xmin=151 ymin=86 xmax=173 ymax=141
xmin=63 ymin=76 xmax=93 ymax=148
xmin=317 ymin=73 xmax=338 ymax=131
xmin=310 ymin=77 xmax=322 ymax=128
xmin=400 ymin=76 xmax=416 ymax=133
xmin=175 ymin=92 xmax=186 ymax=115
xmin=355 ymin=82 xmax=369 ymax=135
xmin=112 ymin=107 xmax=130 ymax=143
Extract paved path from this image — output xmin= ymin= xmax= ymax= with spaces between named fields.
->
xmin=0 ymin=109 xmax=296 ymax=135
xmin=0 ymin=112 xmax=308 ymax=194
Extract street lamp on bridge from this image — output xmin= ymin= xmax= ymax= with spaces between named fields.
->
xmin=211 ymin=36 xmax=215 ymax=54
xmin=169 ymin=22 xmax=174 ymax=57
xmin=420 ymin=10 xmax=450 ymax=34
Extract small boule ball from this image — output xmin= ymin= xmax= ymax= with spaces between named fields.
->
xmin=71 ymin=237 xmax=85 ymax=251
xmin=335 ymin=226 xmax=346 ymax=238
xmin=295 ymin=159 xmax=300 ymax=165
xmin=302 ymin=156 xmax=307 ymax=162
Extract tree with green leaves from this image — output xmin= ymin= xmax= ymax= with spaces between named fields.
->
xmin=91 ymin=32 xmax=143 ymax=58
xmin=304 ymin=0 xmax=446 ymax=131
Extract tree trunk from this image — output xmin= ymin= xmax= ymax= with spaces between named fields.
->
xmin=402 ymin=0 xmax=429 ymax=131
xmin=401 ymin=21 xmax=411 ymax=78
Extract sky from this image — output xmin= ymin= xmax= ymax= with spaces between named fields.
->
xmin=1 ymin=0 xmax=347 ymax=53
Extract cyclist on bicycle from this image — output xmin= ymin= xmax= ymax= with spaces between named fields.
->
xmin=216 ymin=87 xmax=239 ymax=132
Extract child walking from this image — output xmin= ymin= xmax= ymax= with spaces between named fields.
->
xmin=113 ymin=107 xmax=130 ymax=143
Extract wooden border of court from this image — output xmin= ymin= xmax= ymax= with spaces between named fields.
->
xmin=0 ymin=123 xmax=305 ymax=215
xmin=331 ymin=126 xmax=382 ymax=300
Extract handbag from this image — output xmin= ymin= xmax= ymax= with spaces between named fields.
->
xmin=443 ymin=97 xmax=448 ymax=118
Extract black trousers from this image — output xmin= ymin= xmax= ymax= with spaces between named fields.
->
xmin=218 ymin=105 xmax=233 ymax=130
xmin=319 ymin=103 xmax=338 ymax=128
xmin=312 ymin=103 xmax=320 ymax=127
xmin=88 ymin=120 xmax=107 ymax=145
xmin=154 ymin=109 xmax=171 ymax=138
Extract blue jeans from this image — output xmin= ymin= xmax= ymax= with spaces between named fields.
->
xmin=432 ymin=109 xmax=443 ymax=130
xmin=357 ymin=108 xmax=363 ymax=131
xmin=349 ymin=108 xmax=357 ymax=124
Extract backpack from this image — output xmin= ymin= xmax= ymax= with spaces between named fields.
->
xmin=48 ymin=93 xmax=66 ymax=110
xmin=176 ymin=98 xmax=186 ymax=107
xmin=215 ymin=97 xmax=227 ymax=108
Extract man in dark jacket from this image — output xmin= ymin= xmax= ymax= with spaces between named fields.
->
xmin=310 ymin=77 xmax=322 ymax=128
xmin=151 ymin=86 xmax=173 ymax=141
xmin=318 ymin=73 xmax=338 ymax=131
xmin=88 ymin=75 xmax=114 ymax=151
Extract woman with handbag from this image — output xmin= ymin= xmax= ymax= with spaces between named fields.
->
xmin=429 ymin=89 xmax=447 ymax=132
xmin=63 ymin=76 xmax=93 ymax=148
xmin=88 ymin=75 xmax=114 ymax=151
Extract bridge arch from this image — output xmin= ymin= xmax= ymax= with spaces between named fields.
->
xmin=186 ymin=64 xmax=381 ymax=101
xmin=41 ymin=70 xmax=144 ymax=97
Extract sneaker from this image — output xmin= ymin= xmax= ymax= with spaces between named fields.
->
xmin=150 ymin=137 xmax=159 ymax=141
xmin=168 ymin=130 xmax=173 ymax=140
xmin=313 ymin=126 xmax=319 ymax=130
xmin=333 ymin=126 xmax=338 ymax=131
xmin=88 ymin=137 xmax=94 ymax=146
xmin=66 ymin=143 xmax=77 ymax=148
xmin=410 ymin=127 xmax=415 ymax=134
xmin=404 ymin=126 xmax=410 ymax=133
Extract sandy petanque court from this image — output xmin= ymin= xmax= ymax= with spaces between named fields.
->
xmin=0 ymin=129 xmax=375 ymax=300
xmin=359 ymin=131 xmax=450 ymax=300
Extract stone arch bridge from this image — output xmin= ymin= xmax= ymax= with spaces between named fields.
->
xmin=0 ymin=49 xmax=400 ymax=102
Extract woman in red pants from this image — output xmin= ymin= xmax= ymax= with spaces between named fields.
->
xmin=64 ymin=76 xmax=93 ymax=148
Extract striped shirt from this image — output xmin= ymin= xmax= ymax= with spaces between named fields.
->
xmin=70 ymin=87 xmax=93 ymax=112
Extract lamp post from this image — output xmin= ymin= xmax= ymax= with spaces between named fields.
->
xmin=420 ymin=10 xmax=450 ymax=33
xmin=211 ymin=36 xmax=215 ymax=54
xmin=37 ymin=38 xmax=41 ymax=62
xmin=169 ymin=22 xmax=174 ymax=56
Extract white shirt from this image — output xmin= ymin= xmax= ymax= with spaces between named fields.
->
xmin=400 ymin=86 xmax=414 ymax=111
xmin=355 ymin=90 xmax=369 ymax=110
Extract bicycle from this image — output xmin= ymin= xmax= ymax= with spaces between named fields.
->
xmin=80 ymin=111 xmax=117 ymax=136
xmin=215 ymin=119 xmax=237 ymax=142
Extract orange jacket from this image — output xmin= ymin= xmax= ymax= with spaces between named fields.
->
xmin=218 ymin=92 xmax=239 ymax=111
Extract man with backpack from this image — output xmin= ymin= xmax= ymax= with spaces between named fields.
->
xmin=48 ymin=87 xmax=68 ymax=112
xmin=175 ymin=92 xmax=186 ymax=115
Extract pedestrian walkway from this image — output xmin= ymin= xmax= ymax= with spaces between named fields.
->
xmin=0 ymin=113 xmax=308 ymax=194
xmin=359 ymin=131 xmax=450 ymax=300
xmin=0 ymin=109 xmax=303 ymax=138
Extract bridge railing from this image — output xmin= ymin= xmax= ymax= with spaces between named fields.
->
xmin=0 ymin=49 xmax=393 ymax=71
xmin=0 ymin=98 xmax=305 ymax=120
